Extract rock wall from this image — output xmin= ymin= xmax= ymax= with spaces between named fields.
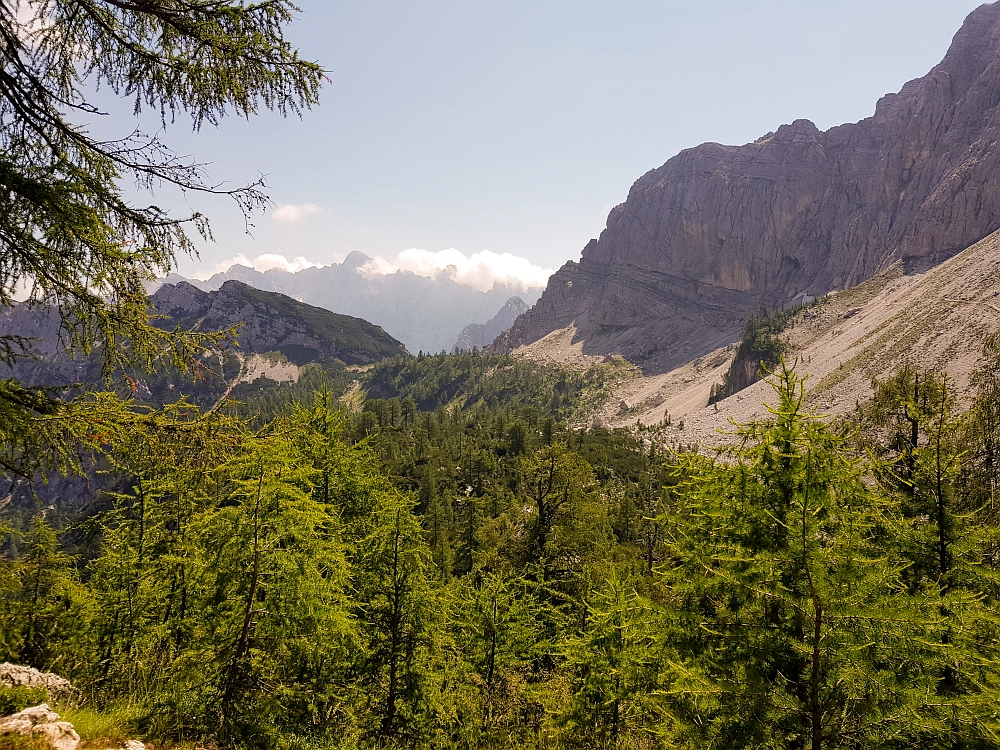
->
xmin=494 ymin=3 xmax=1000 ymax=372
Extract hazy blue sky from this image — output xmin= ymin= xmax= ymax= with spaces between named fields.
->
xmin=142 ymin=0 xmax=986 ymax=284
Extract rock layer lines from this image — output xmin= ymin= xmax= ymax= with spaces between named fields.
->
xmin=495 ymin=3 xmax=1000 ymax=372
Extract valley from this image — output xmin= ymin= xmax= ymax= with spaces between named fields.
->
xmin=4 ymin=3 xmax=1000 ymax=750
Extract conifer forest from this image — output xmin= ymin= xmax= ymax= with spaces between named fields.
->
xmin=3 ymin=1 xmax=1000 ymax=749
xmin=4 ymin=348 xmax=1000 ymax=749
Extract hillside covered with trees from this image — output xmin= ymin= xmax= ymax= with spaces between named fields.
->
xmin=3 ymin=2 xmax=1000 ymax=749
xmin=3 ymin=345 xmax=1000 ymax=749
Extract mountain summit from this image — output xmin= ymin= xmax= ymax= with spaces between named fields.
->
xmin=494 ymin=3 xmax=1000 ymax=372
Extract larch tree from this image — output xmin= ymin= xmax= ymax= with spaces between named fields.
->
xmin=659 ymin=364 xmax=952 ymax=750
xmin=0 ymin=0 xmax=322 ymax=475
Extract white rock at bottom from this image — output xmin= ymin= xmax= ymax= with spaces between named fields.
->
xmin=0 ymin=703 xmax=80 ymax=750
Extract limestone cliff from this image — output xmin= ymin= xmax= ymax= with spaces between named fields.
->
xmin=494 ymin=3 xmax=1000 ymax=371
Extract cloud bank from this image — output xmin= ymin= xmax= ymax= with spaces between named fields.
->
xmin=361 ymin=249 xmax=554 ymax=292
xmin=192 ymin=253 xmax=322 ymax=280
xmin=271 ymin=203 xmax=322 ymax=224
xmin=194 ymin=249 xmax=554 ymax=291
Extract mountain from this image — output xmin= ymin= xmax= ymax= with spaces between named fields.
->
xmin=167 ymin=252 xmax=545 ymax=354
xmin=151 ymin=280 xmax=408 ymax=365
xmin=494 ymin=2 xmax=1000 ymax=373
xmin=561 ymin=228 xmax=1000 ymax=442
xmin=453 ymin=296 xmax=529 ymax=351
xmin=0 ymin=281 xmax=407 ymax=395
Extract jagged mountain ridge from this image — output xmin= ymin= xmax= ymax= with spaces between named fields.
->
xmin=495 ymin=2 xmax=1000 ymax=373
xmin=453 ymin=296 xmax=529 ymax=351
xmin=165 ymin=251 xmax=544 ymax=355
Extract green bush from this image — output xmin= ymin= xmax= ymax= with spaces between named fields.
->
xmin=0 ymin=685 xmax=48 ymax=717
xmin=0 ymin=735 xmax=51 ymax=750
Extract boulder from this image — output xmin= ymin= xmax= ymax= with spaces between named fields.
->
xmin=0 ymin=703 xmax=79 ymax=750
xmin=0 ymin=664 xmax=78 ymax=705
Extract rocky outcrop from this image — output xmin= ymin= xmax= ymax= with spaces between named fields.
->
xmin=453 ymin=296 xmax=529 ymax=351
xmin=495 ymin=3 xmax=1000 ymax=372
xmin=0 ymin=704 xmax=79 ymax=750
xmin=0 ymin=664 xmax=78 ymax=705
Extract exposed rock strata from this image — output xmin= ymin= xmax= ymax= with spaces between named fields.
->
xmin=495 ymin=3 xmax=1000 ymax=372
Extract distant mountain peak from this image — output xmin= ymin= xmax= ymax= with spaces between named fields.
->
xmin=342 ymin=250 xmax=373 ymax=269
xmin=454 ymin=296 xmax=530 ymax=351
xmin=160 ymin=259 xmax=544 ymax=354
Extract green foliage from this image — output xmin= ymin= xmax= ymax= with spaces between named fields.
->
xmin=362 ymin=351 xmax=628 ymax=420
xmin=0 ymin=515 xmax=90 ymax=674
xmin=0 ymin=0 xmax=320 ymax=476
xmin=0 ymin=734 xmax=50 ymax=750
xmin=60 ymin=703 xmax=143 ymax=743
xmin=4 ymin=345 xmax=1000 ymax=749
xmin=0 ymin=685 xmax=47 ymax=716
xmin=710 ymin=301 xmax=821 ymax=403
xmin=660 ymin=363 xmax=974 ymax=749
xmin=561 ymin=574 xmax=662 ymax=749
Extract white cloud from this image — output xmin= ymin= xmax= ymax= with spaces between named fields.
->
xmin=189 ymin=248 xmax=554 ymax=292
xmin=360 ymin=248 xmax=554 ymax=292
xmin=192 ymin=253 xmax=322 ymax=280
xmin=271 ymin=203 xmax=322 ymax=224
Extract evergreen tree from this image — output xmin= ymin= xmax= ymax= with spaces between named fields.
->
xmin=866 ymin=364 xmax=1000 ymax=745
xmin=455 ymin=570 xmax=545 ymax=745
xmin=353 ymin=490 xmax=436 ymax=743
xmin=0 ymin=0 xmax=321 ymax=474
xmin=0 ymin=515 xmax=89 ymax=675
xmin=660 ymin=363 xmax=950 ymax=750
xmin=562 ymin=573 xmax=662 ymax=749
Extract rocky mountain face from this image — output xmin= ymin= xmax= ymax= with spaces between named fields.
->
xmin=588 ymin=227 xmax=1000 ymax=444
xmin=0 ymin=281 xmax=407 ymax=391
xmin=453 ymin=296 xmax=529 ymax=351
xmin=494 ymin=2 xmax=1000 ymax=372
xmin=151 ymin=280 xmax=408 ymax=365
xmin=167 ymin=252 xmax=544 ymax=355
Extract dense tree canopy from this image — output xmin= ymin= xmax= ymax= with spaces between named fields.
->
xmin=2 ymin=3 xmax=1000 ymax=749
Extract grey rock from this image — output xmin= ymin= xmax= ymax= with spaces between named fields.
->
xmin=453 ymin=296 xmax=530 ymax=351
xmin=493 ymin=4 xmax=1000 ymax=373
xmin=0 ymin=664 xmax=78 ymax=705
xmin=0 ymin=704 xmax=80 ymax=750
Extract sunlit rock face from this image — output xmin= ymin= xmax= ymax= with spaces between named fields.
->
xmin=495 ymin=3 xmax=1000 ymax=372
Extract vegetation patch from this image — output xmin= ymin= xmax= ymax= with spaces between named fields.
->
xmin=709 ymin=299 xmax=821 ymax=403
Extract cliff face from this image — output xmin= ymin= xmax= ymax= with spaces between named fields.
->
xmin=453 ymin=296 xmax=530 ymax=351
xmin=495 ymin=3 xmax=1000 ymax=371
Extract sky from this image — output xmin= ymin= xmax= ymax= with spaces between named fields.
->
xmin=105 ymin=0 xmax=987 ymax=286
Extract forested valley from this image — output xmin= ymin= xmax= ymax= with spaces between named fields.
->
xmin=4 ymin=1 xmax=1000 ymax=748
xmin=3 ymin=343 xmax=1000 ymax=750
